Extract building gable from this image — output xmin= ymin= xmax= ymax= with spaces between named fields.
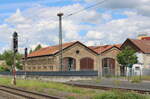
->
xmin=101 ymin=47 xmax=120 ymax=58
xmin=55 ymin=42 xmax=98 ymax=57
xmin=121 ymin=39 xmax=145 ymax=53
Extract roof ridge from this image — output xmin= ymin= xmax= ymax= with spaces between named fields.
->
xmin=27 ymin=41 xmax=79 ymax=58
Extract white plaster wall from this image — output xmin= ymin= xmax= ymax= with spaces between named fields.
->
xmin=136 ymin=52 xmax=144 ymax=64
xmin=143 ymin=54 xmax=150 ymax=68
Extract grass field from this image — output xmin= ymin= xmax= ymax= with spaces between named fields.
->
xmin=0 ymin=76 xmax=149 ymax=99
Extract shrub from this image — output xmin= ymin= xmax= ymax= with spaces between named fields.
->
xmin=0 ymin=66 xmax=4 ymax=71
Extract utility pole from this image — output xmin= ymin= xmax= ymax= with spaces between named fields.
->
xmin=24 ymin=48 xmax=28 ymax=79
xmin=57 ymin=13 xmax=63 ymax=71
xmin=12 ymin=32 xmax=18 ymax=85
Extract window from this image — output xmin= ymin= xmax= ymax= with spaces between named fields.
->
xmin=76 ymin=50 xmax=80 ymax=54
xmin=43 ymin=66 xmax=47 ymax=69
xmin=49 ymin=66 xmax=53 ymax=70
xmin=135 ymin=67 xmax=140 ymax=71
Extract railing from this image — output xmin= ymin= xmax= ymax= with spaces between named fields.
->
xmin=102 ymin=68 xmax=115 ymax=77
xmin=0 ymin=71 xmax=98 ymax=76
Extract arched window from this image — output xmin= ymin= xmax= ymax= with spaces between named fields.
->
xmin=102 ymin=58 xmax=115 ymax=76
xmin=62 ymin=57 xmax=76 ymax=71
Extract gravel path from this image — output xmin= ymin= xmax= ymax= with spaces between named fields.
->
xmin=67 ymin=78 xmax=150 ymax=91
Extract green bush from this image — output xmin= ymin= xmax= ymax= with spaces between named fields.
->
xmin=122 ymin=92 xmax=145 ymax=99
xmin=0 ymin=66 xmax=4 ymax=72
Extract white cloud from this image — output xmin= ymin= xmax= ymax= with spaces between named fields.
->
xmin=89 ymin=15 xmax=150 ymax=44
xmin=86 ymin=31 xmax=104 ymax=40
xmin=5 ymin=9 xmax=32 ymax=25
xmin=0 ymin=4 xmax=103 ymax=53
xmin=85 ymin=0 xmax=150 ymax=17
xmin=0 ymin=2 xmax=150 ymax=53
xmin=85 ymin=40 xmax=96 ymax=46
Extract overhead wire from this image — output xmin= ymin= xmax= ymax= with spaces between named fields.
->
xmin=63 ymin=0 xmax=110 ymax=18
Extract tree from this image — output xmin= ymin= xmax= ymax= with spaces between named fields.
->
xmin=117 ymin=46 xmax=138 ymax=76
xmin=29 ymin=49 xmax=33 ymax=54
xmin=34 ymin=44 xmax=42 ymax=51
xmin=0 ymin=54 xmax=3 ymax=60
xmin=2 ymin=50 xmax=23 ymax=71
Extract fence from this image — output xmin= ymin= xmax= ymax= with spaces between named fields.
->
xmin=142 ymin=68 xmax=150 ymax=76
xmin=127 ymin=68 xmax=150 ymax=76
xmin=0 ymin=71 xmax=98 ymax=76
xmin=102 ymin=67 xmax=115 ymax=77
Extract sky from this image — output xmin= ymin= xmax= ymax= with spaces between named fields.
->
xmin=0 ymin=0 xmax=150 ymax=53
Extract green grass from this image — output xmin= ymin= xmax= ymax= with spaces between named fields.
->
xmin=130 ymin=76 xmax=150 ymax=83
xmin=67 ymin=96 xmax=76 ymax=99
xmin=0 ymin=77 xmax=97 ymax=95
xmin=131 ymin=76 xmax=142 ymax=83
xmin=93 ymin=90 xmax=149 ymax=99
xmin=0 ymin=77 xmax=149 ymax=99
xmin=140 ymin=76 xmax=150 ymax=81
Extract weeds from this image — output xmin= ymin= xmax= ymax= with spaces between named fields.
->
xmin=93 ymin=90 xmax=148 ymax=99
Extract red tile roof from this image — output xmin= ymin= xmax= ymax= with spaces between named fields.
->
xmin=141 ymin=37 xmax=150 ymax=40
xmin=89 ymin=44 xmax=121 ymax=54
xmin=28 ymin=41 xmax=78 ymax=58
xmin=27 ymin=38 xmax=150 ymax=58
xmin=27 ymin=41 xmax=98 ymax=58
xmin=129 ymin=39 xmax=150 ymax=53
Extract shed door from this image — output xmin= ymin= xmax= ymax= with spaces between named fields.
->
xmin=80 ymin=58 xmax=94 ymax=70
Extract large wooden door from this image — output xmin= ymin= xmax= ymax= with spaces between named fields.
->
xmin=80 ymin=57 xmax=94 ymax=70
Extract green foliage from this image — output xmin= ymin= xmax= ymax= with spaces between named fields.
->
xmin=34 ymin=44 xmax=42 ymax=51
xmin=0 ymin=66 xmax=9 ymax=72
xmin=2 ymin=50 xmax=23 ymax=70
xmin=117 ymin=46 xmax=138 ymax=67
xmin=29 ymin=49 xmax=33 ymax=54
xmin=29 ymin=44 xmax=42 ymax=53
xmin=0 ymin=54 xmax=3 ymax=60
xmin=93 ymin=90 xmax=147 ymax=99
xmin=0 ymin=66 xmax=4 ymax=71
